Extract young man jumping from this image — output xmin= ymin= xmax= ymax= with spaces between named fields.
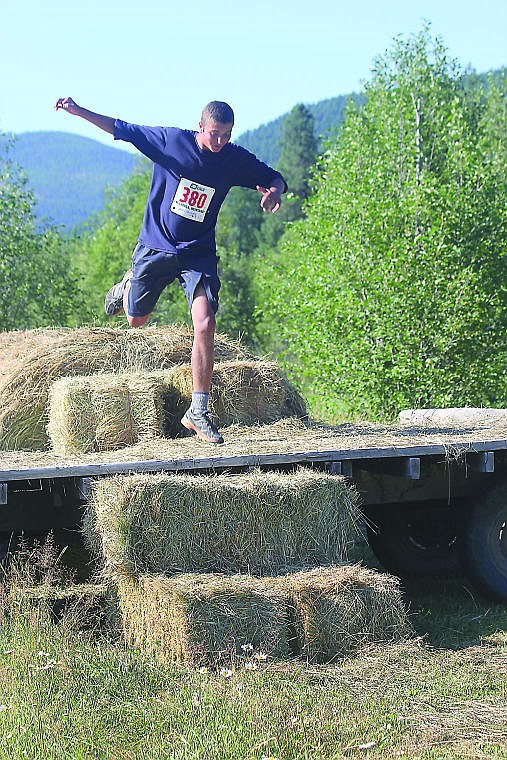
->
xmin=55 ymin=96 xmax=287 ymax=444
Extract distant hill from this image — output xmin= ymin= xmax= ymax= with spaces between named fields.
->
xmin=10 ymin=132 xmax=138 ymax=231
xmin=236 ymin=69 xmax=507 ymax=164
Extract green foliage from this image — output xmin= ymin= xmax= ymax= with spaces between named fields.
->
xmin=255 ymin=29 xmax=507 ymax=420
xmin=0 ymin=137 xmax=83 ymax=330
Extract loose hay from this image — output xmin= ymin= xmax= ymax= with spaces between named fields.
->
xmin=117 ymin=572 xmax=290 ymax=666
xmin=2 ymin=415 xmax=507 ymax=472
xmin=277 ymin=565 xmax=410 ymax=661
xmin=86 ymin=468 xmax=361 ymax=576
xmin=0 ymin=325 xmax=252 ymax=451
xmin=47 ymin=373 xmax=170 ymax=454
xmin=164 ymin=360 xmax=306 ymax=434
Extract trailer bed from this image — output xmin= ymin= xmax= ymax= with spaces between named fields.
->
xmin=1 ymin=417 xmax=506 ymax=483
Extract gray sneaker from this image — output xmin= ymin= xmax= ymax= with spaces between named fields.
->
xmin=104 ymin=269 xmax=133 ymax=316
xmin=181 ymin=408 xmax=224 ymax=444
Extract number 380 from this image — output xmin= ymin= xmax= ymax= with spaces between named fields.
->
xmin=178 ymin=186 xmax=207 ymax=209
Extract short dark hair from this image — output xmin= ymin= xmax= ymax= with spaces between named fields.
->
xmin=201 ymin=101 xmax=235 ymax=125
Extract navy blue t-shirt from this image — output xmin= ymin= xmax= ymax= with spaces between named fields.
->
xmin=114 ymin=120 xmax=286 ymax=255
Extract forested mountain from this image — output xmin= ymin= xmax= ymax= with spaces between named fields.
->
xmin=239 ymin=93 xmax=363 ymax=165
xmin=9 ymin=132 xmax=138 ymax=230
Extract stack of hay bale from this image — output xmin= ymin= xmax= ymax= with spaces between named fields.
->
xmin=0 ymin=325 xmax=305 ymax=451
xmin=46 ymin=360 xmax=301 ymax=454
xmin=84 ymin=469 xmax=410 ymax=667
xmin=0 ymin=326 xmax=410 ymax=665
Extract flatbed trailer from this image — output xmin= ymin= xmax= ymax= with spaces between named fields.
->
xmin=0 ymin=418 xmax=506 ymax=600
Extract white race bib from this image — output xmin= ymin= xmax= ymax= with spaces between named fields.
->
xmin=171 ymin=177 xmax=215 ymax=222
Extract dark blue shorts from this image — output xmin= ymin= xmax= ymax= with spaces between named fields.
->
xmin=128 ymin=243 xmax=221 ymax=317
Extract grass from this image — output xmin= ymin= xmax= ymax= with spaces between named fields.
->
xmin=0 ymin=540 xmax=505 ymax=760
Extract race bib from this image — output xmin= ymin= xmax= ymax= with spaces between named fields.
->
xmin=171 ymin=177 xmax=215 ymax=222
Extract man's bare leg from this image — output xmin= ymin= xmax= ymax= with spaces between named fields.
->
xmin=190 ymin=285 xmax=215 ymax=392
xmin=181 ymin=285 xmax=223 ymax=443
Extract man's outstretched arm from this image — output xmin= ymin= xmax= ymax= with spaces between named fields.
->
xmin=54 ymin=97 xmax=116 ymax=135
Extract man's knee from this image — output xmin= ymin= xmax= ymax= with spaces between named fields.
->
xmin=193 ymin=310 xmax=215 ymax=338
xmin=127 ymin=313 xmax=151 ymax=328
xmin=191 ymin=287 xmax=216 ymax=336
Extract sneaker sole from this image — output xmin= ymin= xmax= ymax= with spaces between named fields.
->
xmin=104 ymin=291 xmax=125 ymax=317
xmin=181 ymin=416 xmax=224 ymax=444
xmin=105 ymin=302 xmax=124 ymax=317
xmin=104 ymin=271 xmax=132 ymax=316
xmin=104 ymin=285 xmax=127 ymax=316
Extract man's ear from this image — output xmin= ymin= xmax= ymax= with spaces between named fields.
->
xmin=198 ymin=121 xmax=204 ymax=133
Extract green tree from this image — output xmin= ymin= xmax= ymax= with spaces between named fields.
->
xmin=0 ymin=137 xmax=81 ymax=330
xmin=256 ymin=28 xmax=507 ymax=421
xmin=277 ymin=103 xmax=318 ymax=218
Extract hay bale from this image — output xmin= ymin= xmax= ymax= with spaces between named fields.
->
xmin=0 ymin=325 xmax=251 ymax=451
xmin=86 ymin=468 xmax=360 ymax=576
xmin=164 ymin=360 xmax=306 ymax=434
xmin=399 ymin=407 xmax=507 ymax=426
xmin=114 ymin=565 xmax=409 ymax=665
xmin=117 ymin=572 xmax=290 ymax=666
xmin=0 ymin=329 xmax=64 ymax=393
xmin=47 ymin=358 xmax=306 ymax=453
xmin=47 ymin=373 xmax=171 ymax=454
xmin=276 ymin=565 xmax=410 ymax=662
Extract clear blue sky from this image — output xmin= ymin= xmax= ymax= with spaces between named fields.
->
xmin=2 ymin=0 xmax=506 ymax=149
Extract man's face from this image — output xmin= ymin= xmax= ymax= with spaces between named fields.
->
xmin=197 ymin=119 xmax=233 ymax=152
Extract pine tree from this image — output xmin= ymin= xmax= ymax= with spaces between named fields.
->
xmin=277 ymin=103 xmax=318 ymax=220
xmin=260 ymin=104 xmax=318 ymax=246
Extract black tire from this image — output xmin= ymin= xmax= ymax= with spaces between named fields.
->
xmin=460 ymin=481 xmax=507 ymax=602
xmin=365 ymin=502 xmax=462 ymax=577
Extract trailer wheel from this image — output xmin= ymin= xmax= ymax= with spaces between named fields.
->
xmin=365 ymin=502 xmax=461 ymax=577
xmin=460 ymin=481 xmax=507 ymax=602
